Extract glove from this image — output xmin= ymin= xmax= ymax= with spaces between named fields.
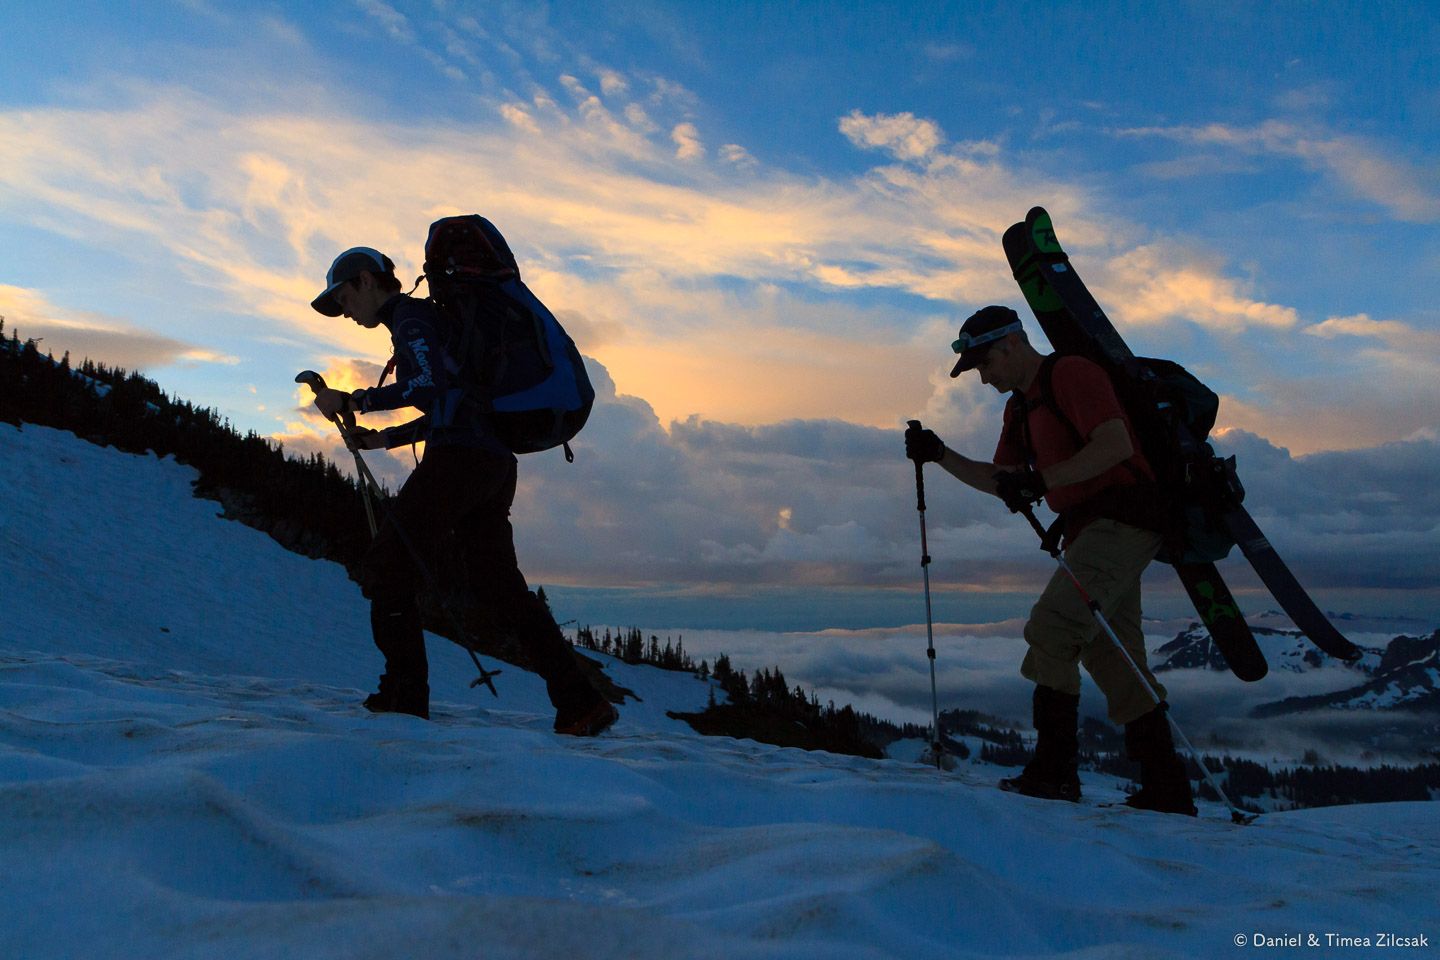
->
xmin=993 ymin=466 xmax=1048 ymax=512
xmin=905 ymin=425 xmax=945 ymax=463
xmin=347 ymin=427 xmax=385 ymax=450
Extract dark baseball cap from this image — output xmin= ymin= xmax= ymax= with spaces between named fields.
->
xmin=311 ymin=247 xmax=395 ymax=316
xmin=950 ymin=305 xmax=1024 ymax=377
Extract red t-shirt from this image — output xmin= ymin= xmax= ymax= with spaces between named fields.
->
xmin=993 ymin=355 xmax=1153 ymax=514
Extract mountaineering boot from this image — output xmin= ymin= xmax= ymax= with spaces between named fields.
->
xmin=1123 ymin=704 xmax=1197 ymax=816
xmin=363 ymin=676 xmax=431 ymax=720
xmin=548 ymin=670 xmax=618 ymax=737
xmin=364 ymin=596 xmax=430 ymax=719
xmin=999 ymin=685 xmax=1082 ymax=802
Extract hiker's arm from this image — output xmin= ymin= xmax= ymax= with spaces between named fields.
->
xmin=936 ymin=447 xmax=1004 ymax=496
xmin=1039 ymin=418 xmax=1132 ymax=489
xmin=358 ymin=313 xmax=451 ymax=413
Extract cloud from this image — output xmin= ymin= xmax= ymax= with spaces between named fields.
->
xmin=501 ymin=103 xmax=542 ymax=133
xmin=671 ymin=122 xmax=703 ymax=161
xmin=1304 ymin=313 xmax=1440 ymax=353
xmin=1100 ymin=243 xmax=1300 ymax=332
xmin=0 ymin=285 xmax=236 ymax=370
xmin=720 ymin=144 xmax=757 ymax=168
xmin=356 ymin=0 xmax=414 ymax=43
xmin=597 ymin=68 xmax=629 ymax=97
xmin=1118 ymin=120 xmax=1440 ymax=222
xmin=838 ymin=109 xmax=945 ymax=162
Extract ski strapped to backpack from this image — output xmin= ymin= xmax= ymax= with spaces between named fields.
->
xmin=1002 ymin=205 xmax=1361 ymax=663
xmin=422 ymin=215 xmax=594 ymax=460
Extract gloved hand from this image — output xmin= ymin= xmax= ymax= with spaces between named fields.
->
xmin=993 ymin=465 xmax=1048 ymax=512
xmin=905 ymin=424 xmax=945 ymax=463
xmin=347 ymin=427 xmax=386 ymax=450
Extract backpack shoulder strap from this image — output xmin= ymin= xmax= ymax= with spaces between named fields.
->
xmin=1034 ymin=355 xmax=1086 ymax=450
xmin=1008 ymin=353 xmax=1085 ymax=464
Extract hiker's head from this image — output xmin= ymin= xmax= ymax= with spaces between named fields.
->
xmin=950 ymin=305 xmax=1033 ymax=391
xmin=312 ymin=247 xmax=401 ymax=327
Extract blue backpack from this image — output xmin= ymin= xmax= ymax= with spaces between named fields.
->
xmin=422 ymin=215 xmax=594 ymax=459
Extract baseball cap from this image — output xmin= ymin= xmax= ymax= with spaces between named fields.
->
xmin=311 ymin=247 xmax=395 ymax=316
xmin=950 ymin=305 xmax=1024 ymax=377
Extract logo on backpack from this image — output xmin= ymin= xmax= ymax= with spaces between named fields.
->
xmin=422 ymin=215 xmax=595 ymax=457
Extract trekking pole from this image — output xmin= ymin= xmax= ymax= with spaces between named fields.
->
xmin=295 ymin=370 xmax=502 ymax=697
xmin=906 ymin=420 xmax=946 ymax=769
xmin=1016 ymin=503 xmax=1254 ymax=825
xmin=295 ymin=371 xmax=377 ymax=537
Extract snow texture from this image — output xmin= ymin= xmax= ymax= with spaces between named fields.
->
xmin=2 ymin=423 xmax=1436 ymax=958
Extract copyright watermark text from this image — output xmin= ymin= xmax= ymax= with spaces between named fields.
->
xmin=1234 ymin=932 xmax=1429 ymax=948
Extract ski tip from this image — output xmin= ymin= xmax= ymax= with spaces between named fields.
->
xmin=1231 ymin=660 xmax=1270 ymax=683
xmin=1231 ymin=810 xmax=1260 ymax=826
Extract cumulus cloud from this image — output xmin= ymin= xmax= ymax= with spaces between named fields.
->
xmin=838 ymin=109 xmax=945 ymax=162
xmin=671 ymin=122 xmax=703 ymax=160
xmin=500 ymin=103 xmax=541 ymax=133
xmin=597 ymin=68 xmax=629 ymax=97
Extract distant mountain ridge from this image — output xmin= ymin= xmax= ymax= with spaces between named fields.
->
xmin=1154 ymin=621 xmax=1439 ymax=717
xmin=1154 ymin=622 xmax=1386 ymax=676
xmin=1252 ymin=630 xmax=1440 ymax=718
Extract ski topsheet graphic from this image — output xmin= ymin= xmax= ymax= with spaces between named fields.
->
xmin=1002 ymin=206 xmax=1361 ymax=666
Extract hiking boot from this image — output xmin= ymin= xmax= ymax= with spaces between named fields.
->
xmin=554 ymin=695 xmax=619 ymax=737
xmin=1123 ymin=704 xmax=1197 ymax=816
xmin=998 ymin=768 xmax=1082 ymax=802
xmin=363 ymin=674 xmax=430 ymax=720
xmin=999 ymin=685 xmax=1082 ymax=803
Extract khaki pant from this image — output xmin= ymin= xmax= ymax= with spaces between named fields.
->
xmin=1021 ymin=518 xmax=1166 ymax=726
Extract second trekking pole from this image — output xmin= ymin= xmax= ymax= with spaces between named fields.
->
xmin=907 ymin=420 xmax=946 ymax=769
xmin=295 ymin=370 xmax=502 ymax=697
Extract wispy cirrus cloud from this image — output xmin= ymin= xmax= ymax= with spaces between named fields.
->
xmin=1118 ymin=120 xmax=1440 ymax=222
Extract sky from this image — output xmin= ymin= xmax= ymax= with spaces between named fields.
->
xmin=1 ymin=0 xmax=1438 ymax=631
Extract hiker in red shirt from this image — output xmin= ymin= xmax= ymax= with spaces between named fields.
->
xmin=905 ymin=305 xmax=1195 ymax=815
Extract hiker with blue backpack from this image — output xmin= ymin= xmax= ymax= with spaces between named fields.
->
xmin=308 ymin=219 xmax=615 ymax=736
xmin=905 ymin=305 xmax=1195 ymax=815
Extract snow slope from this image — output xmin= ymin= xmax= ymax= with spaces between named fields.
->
xmin=2 ymin=423 xmax=1436 ymax=959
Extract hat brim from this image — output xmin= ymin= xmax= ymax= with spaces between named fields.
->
xmin=310 ymin=282 xmax=345 ymax=317
xmin=950 ymin=349 xmax=985 ymax=377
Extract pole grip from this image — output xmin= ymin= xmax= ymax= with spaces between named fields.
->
xmin=906 ymin=419 xmax=927 ymax=512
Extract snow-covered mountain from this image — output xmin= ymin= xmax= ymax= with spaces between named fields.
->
xmin=1155 ymin=619 xmax=1439 ymax=719
xmin=3 ymin=421 xmax=1438 ymax=959
xmin=1155 ymin=623 xmax=1386 ymax=678
xmin=1252 ymin=631 xmax=1440 ymax=717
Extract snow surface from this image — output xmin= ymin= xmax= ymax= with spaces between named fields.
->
xmin=2 ymin=422 xmax=1437 ymax=959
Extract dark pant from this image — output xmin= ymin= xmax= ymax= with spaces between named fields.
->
xmin=356 ymin=445 xmax=581 ymax=703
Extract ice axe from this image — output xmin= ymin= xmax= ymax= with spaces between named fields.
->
xmin=294 ymin=369 xmax=502 ymax=697
xmin=906 ymin=420 xmax=950 ymax=771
